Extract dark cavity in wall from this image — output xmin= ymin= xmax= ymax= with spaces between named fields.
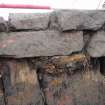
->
xmin=99 ymin=57 xmax=105 ymax=76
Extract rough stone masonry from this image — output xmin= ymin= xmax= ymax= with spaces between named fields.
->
xmin=0 ymin=10 xmax=105 ymax=105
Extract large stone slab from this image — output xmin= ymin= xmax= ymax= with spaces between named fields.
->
xmin=0 ymin=30 xmax=83 ymax=58
xmin=55 ymin=10 xmax=105 ymax=31
xmin=9 ymin=13 xmax=50 ymax=30
xmin=87 ymin=31 xmax=105 ymax=57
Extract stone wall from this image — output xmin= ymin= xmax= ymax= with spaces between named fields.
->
xmin=0 ymin=10 xmax=105 ymax=105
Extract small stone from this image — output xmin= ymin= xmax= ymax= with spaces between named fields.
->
xmin=87 ymin=31 xmax=105 ymax=57
xmin=0 ymin=17 xmax=7 ymax=32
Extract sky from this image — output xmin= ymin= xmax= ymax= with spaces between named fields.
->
xmin=0 ymin=0 xmax=104 ymax=20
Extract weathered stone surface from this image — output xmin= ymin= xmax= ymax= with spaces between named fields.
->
xmin=55 ymin=10 xmax=105 ymax=31
xmin=87 ymin=31 xmax=105 ymax=57
xmin=0 ymin=17 xmax=7 ymax=32
xmin=37 ymin=54 xmax=105 ymax=105
xmin=40 ymin=72 xmax=105 ymax=105
xmin=1 ymin=60 xmax=44 ymax=105
xmin=9 ymin=13 xmax=50 ymax=30
xmin=0 ymin=30 xmax=83 ymax=58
